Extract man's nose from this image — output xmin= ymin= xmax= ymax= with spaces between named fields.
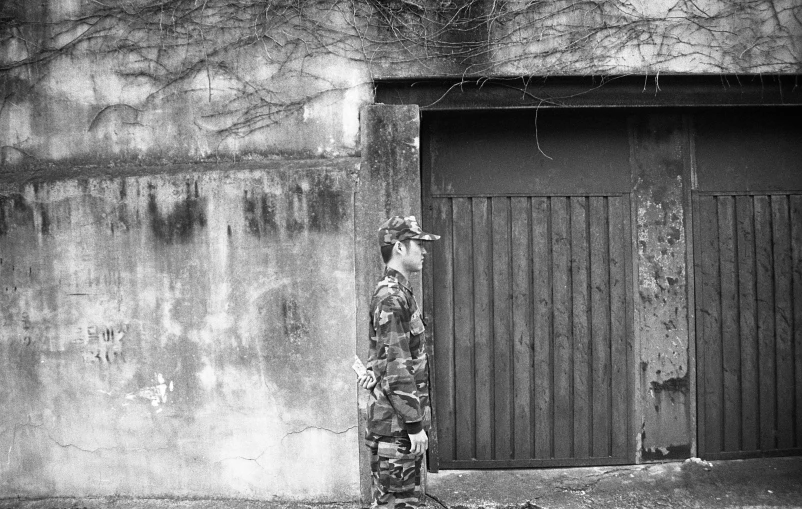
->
xmin=421 ymin=246 xmax=427 ymax=254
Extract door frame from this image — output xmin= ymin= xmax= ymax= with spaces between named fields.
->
xmin=419 ymin=107 xmax=638 ymax=470
xmin=374 ymin=75 xmax=802 ymax=472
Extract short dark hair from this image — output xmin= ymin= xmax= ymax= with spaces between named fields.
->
xmin=381 ymin=239 xmax=412 ymax=264
xmin=381 ymin=244 xmax=394 ymax=264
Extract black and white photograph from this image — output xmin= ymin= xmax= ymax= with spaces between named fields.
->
xmin=1 ymin=1 xmax=800 ymax=508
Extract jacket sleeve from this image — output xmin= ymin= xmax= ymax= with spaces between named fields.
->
xmin=376 ymin=294 xmax=424 ymax=433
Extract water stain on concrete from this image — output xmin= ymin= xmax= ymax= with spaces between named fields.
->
xmin=308 ymin=174 xmax=347 ymax=232
xmin=650 ymin=372 xmax=690 ymax=395
xmin=282 ymin=297 xmax=309 ymax=348
xmin=642 ymin=443 xmax=691 ymax=461
xmin=0 ymin=194 xmax=33 ymax=236
xmin=147 ymin=181 xmax=206 ymax=243
xmin=38 ymin=206 xmax=50 ymax=236
xmin=242 ymin=189 xmax=278 ymax=238
xmin=285 ymin=184 xmax=307 ymax=234
xmin=284 ymin=175 xmax=348 ymax=236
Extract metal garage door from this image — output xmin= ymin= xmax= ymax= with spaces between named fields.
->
xmin=693 ymin=108 xmax=802 ymax=459
xmin=421 ymin=109 xmax=635 ymax=468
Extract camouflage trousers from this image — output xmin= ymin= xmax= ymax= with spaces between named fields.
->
xmin=365 ymin=432 xmax=423 ymax=509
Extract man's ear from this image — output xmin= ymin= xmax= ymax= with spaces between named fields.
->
xmin=394 ymin=241 xmax=405 ymax=255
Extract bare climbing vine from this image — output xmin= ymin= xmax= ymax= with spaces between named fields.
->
xmin=0 ymin=0 xmax=800 ymax=159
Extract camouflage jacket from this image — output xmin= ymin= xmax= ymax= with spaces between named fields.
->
xmin=366 ymin=268 xmax=431 ymax=437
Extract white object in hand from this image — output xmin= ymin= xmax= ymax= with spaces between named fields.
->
xmin=352 ymin=355 xmax=368 ymax=378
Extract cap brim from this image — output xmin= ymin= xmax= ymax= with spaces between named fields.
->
xmin=412 ymin=232 xmax=440 ymax=241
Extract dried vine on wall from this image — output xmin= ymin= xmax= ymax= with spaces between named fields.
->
xmin=0 ymin=0 xmax=800 ymax=160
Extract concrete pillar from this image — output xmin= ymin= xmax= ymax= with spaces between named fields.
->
xmin=630 ymin=114 xmax=693 ymax=461
xmin=354 ymin=104 xmax=421 ymax=502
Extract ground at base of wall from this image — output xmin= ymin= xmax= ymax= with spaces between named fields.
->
xmin=2 ymin=456 xmax=801 ymax=509
xmin=425 ymin=456 xmax=802 ymax=509
xmin=0 ymin=501 xmax=359 ymax=509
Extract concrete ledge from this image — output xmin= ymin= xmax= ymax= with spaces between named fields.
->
xmin=0 ymin=158 xmax=361 ymax=185
xmin=425 ymin=457 xmax=802 ymax=509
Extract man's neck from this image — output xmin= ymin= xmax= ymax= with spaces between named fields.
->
xmin=385 ymin=261 xmax=409 ymax=281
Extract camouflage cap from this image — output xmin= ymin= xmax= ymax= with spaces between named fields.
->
xmin=378 ymin=215 xmax=440 ymax=247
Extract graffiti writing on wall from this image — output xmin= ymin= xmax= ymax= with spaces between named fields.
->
xmin=79 ymin=324 xmax=126 ymax=363
xmin=21 ymin=311 xmax=32 ymax=346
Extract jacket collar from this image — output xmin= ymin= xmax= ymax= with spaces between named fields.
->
xmin=384 ymin=267 xmax=411 ymax=291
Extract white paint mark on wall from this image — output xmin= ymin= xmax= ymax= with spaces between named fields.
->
xmin=199 ymin=364 xmax=217 ymax=391
xmin=126 ymin=373 xmax=173 ymax=406
xmin=341 ymin=86 xmax=363 ymax=147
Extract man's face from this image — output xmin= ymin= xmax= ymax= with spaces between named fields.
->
xmin=399 ymin=239 xmax=427 ymax=273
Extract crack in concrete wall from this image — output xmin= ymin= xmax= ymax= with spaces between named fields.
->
xmin=0 ymin=163 xmax=361 ymax=500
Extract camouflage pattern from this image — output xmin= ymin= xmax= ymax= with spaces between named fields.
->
xmin=378 ymin=215 xmax=440 ymax=247
xmin=366 ymin=432 xmax=423 ymax=509
xmin=366 ymin=218 xmax=438 ymax=509
xmin=366 ymin=268 xmax=431 ymax=437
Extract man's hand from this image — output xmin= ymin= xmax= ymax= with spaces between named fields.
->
xmin=409 ymin=430 xmax=428 ymax=455
xmin=358 ymin=374 xmax=377 ymax=391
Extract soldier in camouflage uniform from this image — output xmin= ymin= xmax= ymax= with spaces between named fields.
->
xmin=358 ymin=215 xmax=440 ymax=509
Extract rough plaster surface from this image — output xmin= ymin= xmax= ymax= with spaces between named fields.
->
xmin=354 ymin=104 xmax=422 ymax=503
xmin=0 ymin=161 xmax=361 ymax=500
xmin=631 ymin=115 xmax=691 ymax=460
xmin=489 ymin=0 xmax=802 ymax=75
xmin=0 ymin=50 xmax=372 ymax=165
xmin=369 ymin=0 xmax=802 ymax=77
xmin=2 ymin=1 xmax=800 ymax=166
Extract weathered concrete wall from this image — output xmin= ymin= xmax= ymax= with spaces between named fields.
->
xmin=0 ymin=2 xmax=372 ymax=166
xmin=0 ymin=53 xmax=370 ymax=165
xmin=2 ymin=0 xmax=799 ymax=167
xmin=372 ymin=0 xmax=802 ymax=76
xmin=0 ymin=160 xmax=361 ymax=499
xmin=488 ymin=0 xmax=802 ymax=75
xmin=0 ymin=1 xmax=799 ymax=499
xmin=354 ymin=104 xmax=422 ymax=502
xmin=630 ymin=114 xmax=692 ymax=461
